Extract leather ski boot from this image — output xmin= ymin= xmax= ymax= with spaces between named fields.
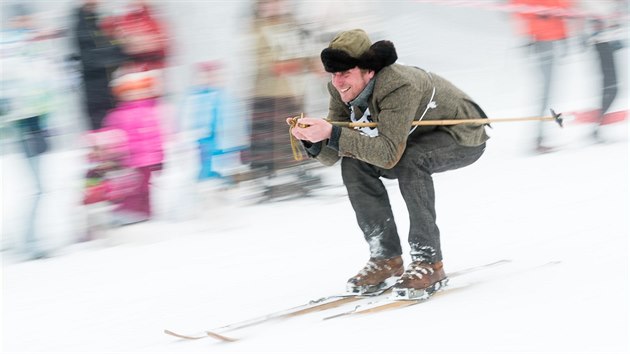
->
xmin=392 ymin=260 xmax=448 ymax=300
xmin=347 ymin=256 xmax=404 ymax=294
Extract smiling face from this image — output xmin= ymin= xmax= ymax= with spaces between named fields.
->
xmin=331 ymin=67 xmax=375 ymax=103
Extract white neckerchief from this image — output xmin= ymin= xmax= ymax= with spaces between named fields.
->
xmin=350 ymin=106 xmax=378 ymax=137
xmin=347 ymin=68 xmax=437 ymax=137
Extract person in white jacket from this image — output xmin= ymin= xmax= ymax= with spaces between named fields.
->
xmin=1 ymin=3 xmax=57 ymax=260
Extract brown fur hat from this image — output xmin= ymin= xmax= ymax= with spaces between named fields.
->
xmin=320 ymin=29 xmax=398 ymax=73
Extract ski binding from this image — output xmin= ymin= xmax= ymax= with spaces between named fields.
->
xmin=393 ymin=278 xmax=449 ymax=300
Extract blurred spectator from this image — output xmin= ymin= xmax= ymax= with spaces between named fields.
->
xmin=510 ymin=0 xmax=573 ymax=153
xmin=180 ymin=61 xmax=233 ymax=180
xmin=73 ymin=0 xmax=129 ymax=130
xmin=101 ymin=0 xmax=169 ymax=72
xmin=0 ymin=2 xmax=57 ymax=260
xmin=241 ymin=0 xmax=321 ymax=199
xmin=101 ymin=68 xmax=165 ymax=225
xmin=578 ymin=0 xmax=626 ymax=142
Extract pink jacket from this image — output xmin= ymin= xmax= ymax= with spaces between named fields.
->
xmin=104 ymin=98 xmax=164 ymax=168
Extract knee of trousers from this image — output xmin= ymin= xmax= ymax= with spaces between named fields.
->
xmin=341 ymin=158 xmax=382 ymax=184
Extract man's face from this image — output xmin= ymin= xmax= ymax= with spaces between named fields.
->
xmin=331 ymin=67 xmax=375 ymax=103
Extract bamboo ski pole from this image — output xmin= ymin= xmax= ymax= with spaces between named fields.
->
xmin=323 ymin=109 xmax=563 ymax=128
xmin=288 ymin=110 xmax=562 ymax=161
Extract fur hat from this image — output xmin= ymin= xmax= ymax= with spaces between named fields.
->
xmin=320 ymin=29 xmax=398 ymax=73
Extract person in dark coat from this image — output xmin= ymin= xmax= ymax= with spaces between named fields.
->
xmin=73 ymin=0 xmax=129 ymax=130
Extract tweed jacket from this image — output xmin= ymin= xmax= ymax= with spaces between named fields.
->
xmin=314 ymin=64 xmax=489 ymax=169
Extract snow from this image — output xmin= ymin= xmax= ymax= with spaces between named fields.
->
xmin=4 ymin=133 xmax=628 ymax=353
xmin=2 ymin=1 xmax=629 ymax=353
xmin=3 ymin=113 xmax=628 ymax=354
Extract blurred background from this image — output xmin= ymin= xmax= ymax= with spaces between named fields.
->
xmin=1 ymin=0 xmax=628 ymax=261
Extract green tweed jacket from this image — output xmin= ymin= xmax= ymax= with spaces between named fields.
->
xmin=315 ymin=64 xmax=490 ymax=169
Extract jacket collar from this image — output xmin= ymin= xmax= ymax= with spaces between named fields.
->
xmin=348 ymin=78 xmax=375 ymax=112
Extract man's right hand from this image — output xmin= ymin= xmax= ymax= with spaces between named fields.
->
xmin=288 ymin=117 xmax=332 ymax=143
xmin=286 ymin=117 xmax=309 ymax=141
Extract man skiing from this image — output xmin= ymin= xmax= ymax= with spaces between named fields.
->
xmin=287 ymin=29 xmax=490 ymax=299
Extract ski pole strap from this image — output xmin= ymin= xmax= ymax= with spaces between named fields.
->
xmin=288 ymin=113 xmax=307 ymax=161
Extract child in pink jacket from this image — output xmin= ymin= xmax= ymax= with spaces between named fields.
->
xmin=103 ymin=69 xmax=164 ymax=225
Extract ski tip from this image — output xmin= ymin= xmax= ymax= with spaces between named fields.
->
xmin=164 ymin=329 xmax=206 ymax=340
xmin=164 ymin=329 xmax=238 ymax=342
xmin=205 ymin=331 xmax=238 ymax=342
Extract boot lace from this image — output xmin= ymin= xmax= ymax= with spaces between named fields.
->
xmin=400 ymin=262 xmax=434 ymax=280
xmin=358 ymin=260 xmax=392 ymax=276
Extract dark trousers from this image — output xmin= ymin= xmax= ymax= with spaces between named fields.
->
xmin=82 ymin=78 xmax=116 ymax=130
xmin=594 ymin=41 xmax=618 ymax=120
xmin=342 ymin=130 xmax=485 ymax=263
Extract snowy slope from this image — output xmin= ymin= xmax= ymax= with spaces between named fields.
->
xmin=2 ymin=132 xmax=628 ymax=353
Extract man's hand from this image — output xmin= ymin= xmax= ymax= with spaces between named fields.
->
xmin=286 ymin=117 xmax=333 ymax=143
